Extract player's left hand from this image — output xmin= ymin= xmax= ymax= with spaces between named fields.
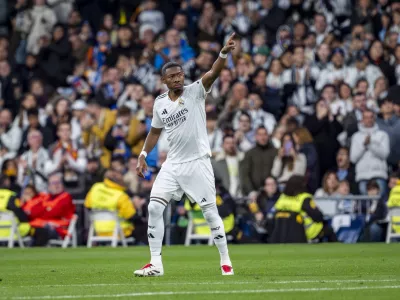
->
xmin=221 ymin=32 xmax=236 ymax=55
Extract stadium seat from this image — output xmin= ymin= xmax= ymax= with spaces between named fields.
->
xmin=48 ymin=214 xmax=78 ymax=248
xmin=87 ymin=210 xmax=133 ymax=248
xmin=385 ymin=208 xmax=400 ymax=244
xmin=184 ymin=212 xmax=213 ymax=246
xmin=0 ymin=211 xmax=24 ymax=248
xmin=332 ymin=214 xmax=365 ymax=244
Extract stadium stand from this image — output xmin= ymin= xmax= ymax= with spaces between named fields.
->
xmin=0 ymin=0 xmax=400 ymax=246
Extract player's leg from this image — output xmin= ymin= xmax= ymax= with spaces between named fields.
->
xmin=134 ymin=163 xmax=180 ymax=277
xmin=179 ymin=156 xmax=233 ymax=275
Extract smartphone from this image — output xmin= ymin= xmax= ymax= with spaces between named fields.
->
xmin=284 ymin=141 xmax=293 ymax=156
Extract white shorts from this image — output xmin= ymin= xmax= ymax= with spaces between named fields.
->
xmin=150 ymin=155 xmax=216 ymax=208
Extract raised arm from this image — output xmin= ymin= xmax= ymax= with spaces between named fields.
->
xmin=136 ymin=127 xmax=163 ymax=178
xmin=201 ymin=33 xmax=236 ymax=91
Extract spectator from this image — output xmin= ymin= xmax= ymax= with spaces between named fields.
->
xmin=376 ymin=96 xmax=400 ymax=169
xmin=81 ymin=99 xmax=117 ymax=168
xmin=197 ymin=1 xmax=220 ymax=43
xmin=95 ymin=67 xmax=125 ymax=108
xmin=334 ymin=147 xmax=358 ymax=194
xmin=363 ymin=180 xmax=387 ymax=242
xmin=18 ymin=130 xmax=49 ymax=192
xmin=293 ymin=127 xmax=319 ymax=193
xmin=346 ymin=50 xmax=383 ymax=89
xmin=368 ymin=40 xmax=396 ymax=86
xmin=248 ymin=176 xmax=280 ymax=238
xmin=104 ymin=106 xmax=132 ymax=162
xmin=126 ymin=94 xmax=158 ymax=167
xmin=241 ymin=126 xmax=277 ymax=196
xmin=212 ymin=135 xmax=244 ymax=198
xmin=350 ymin=109 xmax=390 ymax=195
xmin=123 ymin=155 xmax=139 ymax=194
xmin=206 ymin=111 xmax=223 ymax=155
xmin=22 ymin=0 xmax=57 ymax=55
xmin=0 ymin=109 xmax=22 ymax=160
xmin=316 ymin=47 xmax=348 ymax=91
xmin=19 ymin=108 xmax=54 ymax=154
xmin=271 ymin=132 xmax=307 ymax=189
xmin=154 ymin=28 xmax=195 ymax=70
xmin=315 ymin=171 xmax=339 ymax=198
xmin=137 ymin=0 xmax=165 ymax=35
xmin=84 ymin=157 xmax=106 ymax=194
xmin=259 ymin=0 xmax=286 ymax=43
xmin=247 ymin=93 xmax=276 ymax=135
xmin=37 ymin=24 xmax=74 ymax=88
xmin=45 ymin=97 xmax=72 ymax=141
xmin=234 ymin=111 xmax=255 ymax=152
xmin=282 ymin=45 xmax=317 ymax=115
xmin=23 ymin=172 xmax=75 ymax=246
xmin=335 ymin=180 xmax=354 ymax=214
xmin=341 ymin=92 xmax=368 ymax=143
xmin=45 ymin=122 xmax=87 ymax=195
xmin=85 ymin=169 xmax=136 ymax=238
xmin=304 ymin=99 xmax=343 ymax=178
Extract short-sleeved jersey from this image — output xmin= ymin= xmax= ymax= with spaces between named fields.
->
xmin=152 ymin=79 xmax=211 ymax=164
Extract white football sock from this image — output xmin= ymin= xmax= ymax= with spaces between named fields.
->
xmin=202 ymin=204 xmax=231 ymax=266
xmin=147 ymin=200 xmax=166 ymax=267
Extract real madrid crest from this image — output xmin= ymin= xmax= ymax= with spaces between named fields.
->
xmin=178 ymin=98 xmax=185 ymax=106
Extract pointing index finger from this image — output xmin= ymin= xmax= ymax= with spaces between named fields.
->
xmin=227 ymin=32 xmax=236 ymax=43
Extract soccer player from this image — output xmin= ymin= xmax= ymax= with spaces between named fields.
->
xmin=134 ymin=33 xmax=237 ymax=277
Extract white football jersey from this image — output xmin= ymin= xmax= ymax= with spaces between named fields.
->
xmin=152 ymin=80 xmax=212 ymax=164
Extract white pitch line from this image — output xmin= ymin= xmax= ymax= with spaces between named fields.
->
xmin=9 ymin=285 xmax=400 ymax=299
xmin=1 ymin=278 xmax=399 ymax=289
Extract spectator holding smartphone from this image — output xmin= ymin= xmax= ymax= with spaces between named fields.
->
xmin=271 ymin=132 xmax=307 ymax=190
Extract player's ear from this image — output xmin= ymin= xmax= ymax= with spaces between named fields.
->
xmin=161 ymin=75 xmax=166 ymax=84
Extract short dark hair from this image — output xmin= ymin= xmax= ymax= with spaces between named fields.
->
xmin=117 ymin=106 xmax=131 ymax=116
xmin=111 ymin=156 xmax=125 ymax=165
xmin=239 ymin=111 xmax=251 ymax=121
xmin=161 ymin=61 xmax=182 ymax=76
xmin=223 ymin=134 xmax=234 ymax=143
xmin=284 ymin=175 xmax=308 ymax=196
xmin=367 ymin=180 xmax=380 ymax=191
xmin=27 ymin=108 xmax=39 ymax=117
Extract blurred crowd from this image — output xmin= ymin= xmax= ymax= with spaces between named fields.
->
xmin=1 ymin=0 xmax=400 ymax=244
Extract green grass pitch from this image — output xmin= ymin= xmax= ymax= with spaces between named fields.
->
xmin=1 ymin=244 xmax=400 ymax=299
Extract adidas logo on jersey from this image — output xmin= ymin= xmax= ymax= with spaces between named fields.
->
xmin=201 ymin=198 xmax=207 ymax=203
xmin=162 ymin=109 xmax=168 ymax=115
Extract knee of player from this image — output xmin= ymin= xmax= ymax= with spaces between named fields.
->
xmin=148 ymin=200 xmax=166 ymax=218
xmin=201 ymin=203 xmax=219 ymax=221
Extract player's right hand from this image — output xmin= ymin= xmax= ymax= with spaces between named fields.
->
xmin=136 ymin=155 xmax=148 ymax=178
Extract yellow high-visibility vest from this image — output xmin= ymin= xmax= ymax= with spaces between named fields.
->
xmin=87 ymin=182 xmax=133 ymax=236
xmin=274 ymin=192 xmax=323 ymax=240
xmin=0 ymin=189 xmax=30 ymax=238
xmin=388 ymin=184 xmax=400 ymax=233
